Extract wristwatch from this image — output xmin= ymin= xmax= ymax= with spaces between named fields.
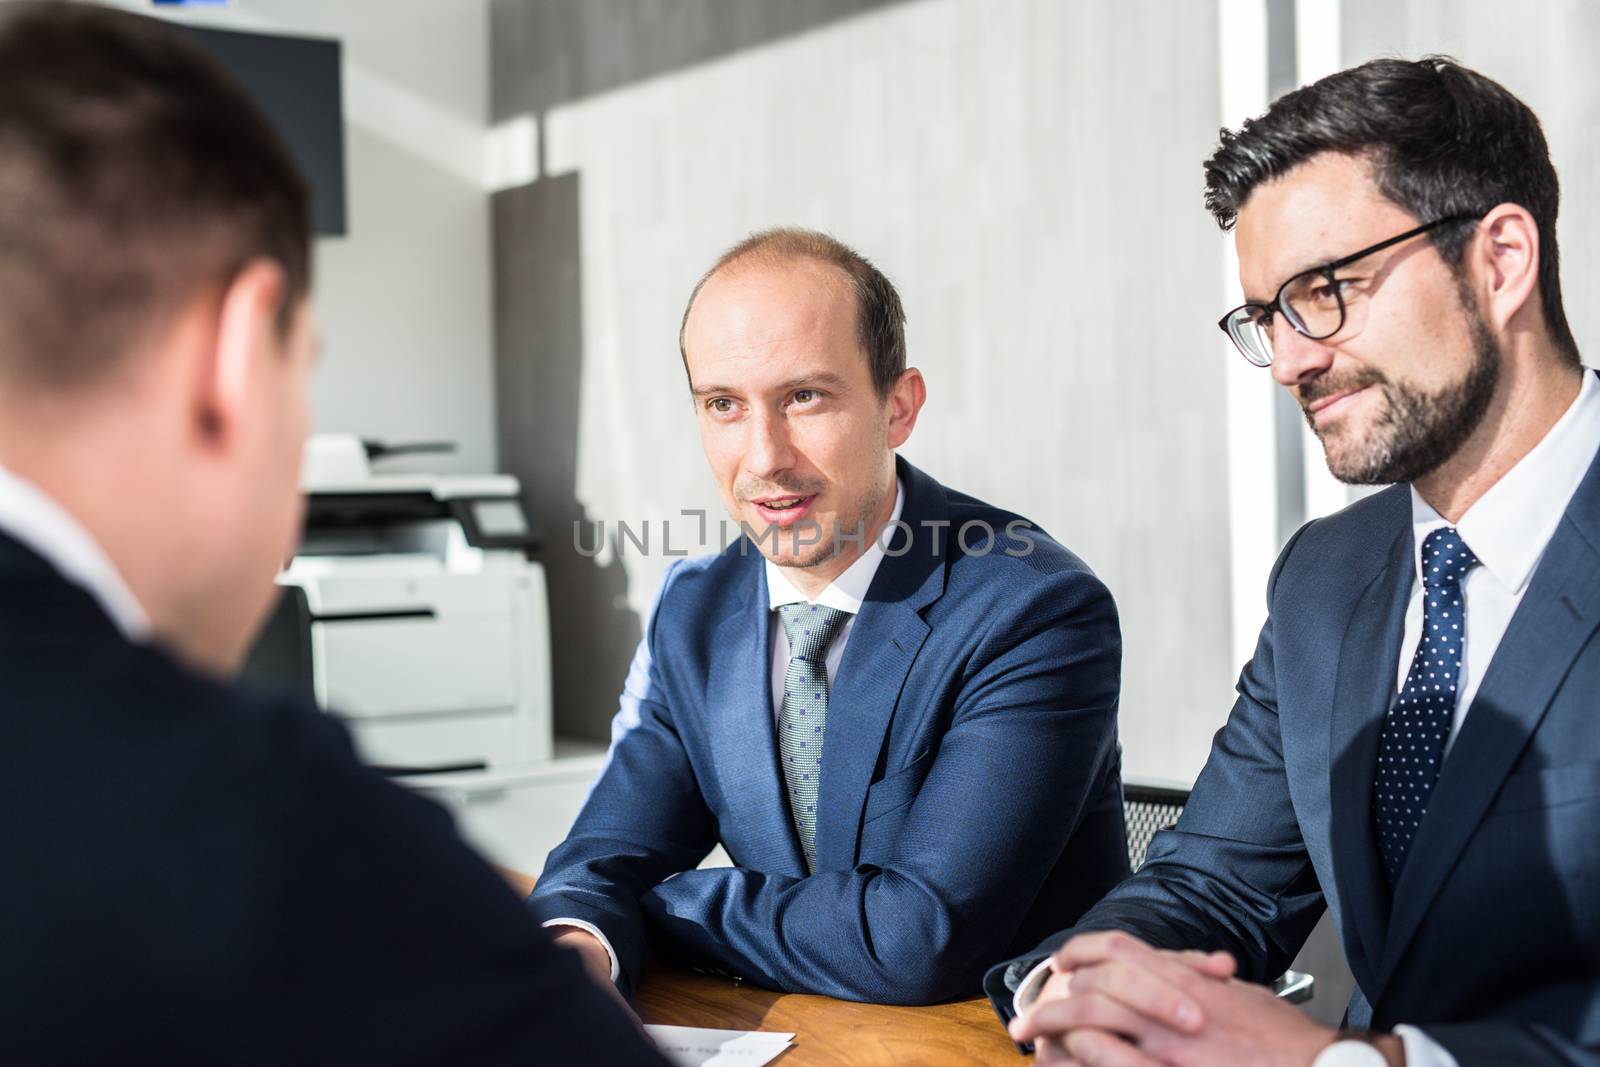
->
xmin=1312 ymin=1037 xmax=1389 ymax=1067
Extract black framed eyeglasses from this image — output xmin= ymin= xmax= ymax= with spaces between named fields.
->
xmin=1218 ymin=213 xmax=1480 ymax=367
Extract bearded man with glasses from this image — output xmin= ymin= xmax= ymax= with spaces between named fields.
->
xmin=992 ymin=56 xmax=1600 ymax=1067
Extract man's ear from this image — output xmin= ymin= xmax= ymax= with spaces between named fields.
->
xmin=1470 ymin=203 xmax=1540 ymax=335
xmin=886 ymin=367 xmax=926 ymax=450
xmin=889 ymin=367 xmax=928 ymax=451
xmin=195 ymin=259 xmax=286 ymax=450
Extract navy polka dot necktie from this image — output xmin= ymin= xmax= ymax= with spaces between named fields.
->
xmin=776 ymin=602 xmax=851 ymax=873
xmin=1373 ymin=526 xmax=1479 ymax=884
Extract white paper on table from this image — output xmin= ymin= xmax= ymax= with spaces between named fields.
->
xmin=643 ymin=1024 xmax=795 ymax=1067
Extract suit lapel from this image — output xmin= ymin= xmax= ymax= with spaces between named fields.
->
xmin=813 ymin=599 xmax=932 ymax=871
xmin=706 ymin=554 xmax=807 ymax=876
xmin=1379 ymin=464 xmax=1600 ymax=987
xmin=813 ymin=459 xmax=945 ymax=872
xmin=1326 ymin=516 xmax=1412 ymax=991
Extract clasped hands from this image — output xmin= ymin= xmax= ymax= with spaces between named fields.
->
xmin=1010 ymin=932 xmax=1359 ymax=1067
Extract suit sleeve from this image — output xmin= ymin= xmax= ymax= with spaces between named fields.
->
xmin=272 ymin=701 xmax=668 ymax=1066
xmin=1418 ymin=1021 xmax=1600 ymax=1066
xmin=636 ymin=565 xmax=1123 ymax=1005
xmin=986 ymin=522 xmax=1326 ymax=1026
xmin=524 ymin=561 xmax=719 ymax=997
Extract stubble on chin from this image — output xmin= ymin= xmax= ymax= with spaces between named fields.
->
xmin=1309 ymin=307 xmax=1500 ymax=486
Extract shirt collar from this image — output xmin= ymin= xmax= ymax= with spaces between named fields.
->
xmin=766 ymin=477 xmax=906 ymax=615
xmin=0 ymin=464 xmax=151 ymax=640
xmin=1410 ymin=370 xmax=1600 ymax=594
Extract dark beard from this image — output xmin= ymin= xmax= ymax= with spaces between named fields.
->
xmin=1304 ymin=311 xmax=1500 ymax=486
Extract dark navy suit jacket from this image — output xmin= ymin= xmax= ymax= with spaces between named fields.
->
xmin=528 ymin=458 xmax=1129 ymax=1004
xmin=990 ymin=452 xmax=1600 ymax=1065
xmin=0 ymin=531 xmax=666 ymax=1066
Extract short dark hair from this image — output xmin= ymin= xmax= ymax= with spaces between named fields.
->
xmin=679 ymin=227 xmax=908 ymax=399
xmin=0 ymin=1 xmax=311 ymax=389
xmin=1204 ymin=56 xmax=1579 ymax=364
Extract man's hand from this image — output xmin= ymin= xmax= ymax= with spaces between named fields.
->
xmin=551 ymin=929 xmax=637 ymax=1021
xmin=1033 ymin=943 xmax=1237 ymax=1014
xmin=1015 ymin=934 xmax=1235 ymax=1064
xmin=1012 ymin=931 xmax=1340 ymax=1067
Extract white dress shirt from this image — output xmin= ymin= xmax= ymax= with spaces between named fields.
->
xmin=1016 ymin=373 xmax=1600 ymax=1067
xmin=548 ymin=479 xmax=905 ymax=984
xmin=0 ymin=464 xmax=149 ymax=641
xmin=1400 ymin=370 xmax=1600 ymax=753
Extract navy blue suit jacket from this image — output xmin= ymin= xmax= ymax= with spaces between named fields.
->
xmin=0 ymin=532 xmax=666 ymax=1066
xmin=990 ymin=451 xmax=1600 ymax=1065
xmin=528 ymin=458 xmax=1129 ymax=1004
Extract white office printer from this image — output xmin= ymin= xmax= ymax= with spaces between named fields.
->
xmin=243 ymin=434 xmax=552 ymax=772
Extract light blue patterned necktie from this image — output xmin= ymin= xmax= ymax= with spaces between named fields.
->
xmin=1374 ymin=526 xmax=1479 ymax=884
xmin=776 ymin=602 xmax=851 ymax=872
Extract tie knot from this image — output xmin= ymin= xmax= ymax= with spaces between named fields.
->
xmin=777 ymin=602 xmax=852 ymax=662
xmin=1420 ymin=526 xmax=1478 ymax=589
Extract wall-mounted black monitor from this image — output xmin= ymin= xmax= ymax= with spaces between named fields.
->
xmin=181 ymin=24 xmax=347 ymax=236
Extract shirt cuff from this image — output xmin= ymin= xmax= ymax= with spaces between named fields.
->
xmin=1393 ymin=1025 xmax=1462 ymax=1067
xmin=1012 ymin=956 xmax=1057 ymax=1018
xmin=542 ymin=918 xmax=621 ymax=984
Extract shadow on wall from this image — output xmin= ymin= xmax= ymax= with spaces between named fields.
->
xmin=489 ymin=0 xmax=916 ymax=740
xmin=490 ymin=0 xmax=919 ymax=122
xmin=494 ymin=172 xmax=641 ymax=741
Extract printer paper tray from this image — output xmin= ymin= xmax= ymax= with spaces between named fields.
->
xmin=313 ymin=616 xmax=516 ymax=718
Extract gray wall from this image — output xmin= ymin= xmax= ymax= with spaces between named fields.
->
xmin=490 ymin=0 xmax=1238 ymax=769
xmin=492 ymin=0 xmax=915 ymax=118
xmin=112 ymin=0 xmax=500 ymax=473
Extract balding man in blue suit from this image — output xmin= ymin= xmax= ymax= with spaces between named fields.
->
xmin=528 ymin=228 xmax=1129 ymax=1006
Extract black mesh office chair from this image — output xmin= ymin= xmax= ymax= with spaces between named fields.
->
xmin=1123 ymin=781 xmax=1315 ymax=1006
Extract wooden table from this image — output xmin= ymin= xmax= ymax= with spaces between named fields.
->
xmin=634 ymin=966 xmax=1020 ymax=1065
xmin=503 ymin=871 xmax=1022 ymax=1065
